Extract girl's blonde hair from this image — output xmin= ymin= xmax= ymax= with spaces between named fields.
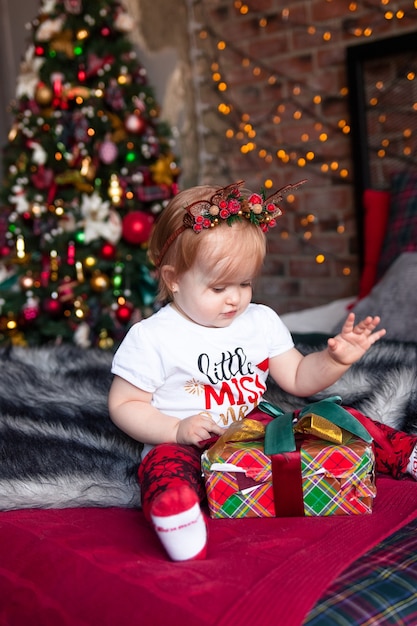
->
xmin=148 ymin=185 xmax=267 ymax=302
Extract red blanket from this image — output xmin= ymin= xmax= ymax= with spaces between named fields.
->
xmin=1 ymin=476 xmax=416 ymax=626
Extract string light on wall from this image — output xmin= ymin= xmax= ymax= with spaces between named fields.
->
xmin=190 ymin=0 xmax=417 ymax=187
xmin=187 ymin=0 xmax=416 ymax=282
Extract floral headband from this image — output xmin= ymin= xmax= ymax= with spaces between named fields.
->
xmin=155 ymin=179 xmax=307 ymax=267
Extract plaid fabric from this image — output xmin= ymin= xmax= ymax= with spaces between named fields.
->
xmin=377 ymin=171 xmax=417 ymax=279
xmin=303 ymin=517 xmax=417 ymax=625
xmin=202 ymin=436 xmax=375 ymax=518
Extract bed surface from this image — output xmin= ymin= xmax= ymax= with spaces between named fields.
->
xmin=1 ymin=477 xmax=417 ymax=626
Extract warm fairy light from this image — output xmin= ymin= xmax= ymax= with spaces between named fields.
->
xmin=253 ymin=67 xmax=261 ymax=76
xmin=259 ymin=18 xmax=267 ymax=27
xmin=217 ymin=41 xmax=226 ymax=51
xmin=319 ymin=133 xmax=328 ymax=142
xmin=264 ymin=179 xmax=273 ymax=189
xmin=323 ymin=31 xmax=332 ymax=41
xmin=340 ymin=169 xmax=349 ymax=178
xmin=16 ymin=235 xmax=25 ymax=259
xmin=342 ymin=267 xmax=351 ymax=276
xmin=301 ymin=133 xmax=309 ymax=142
xmin=315 ymin=254 xmax=325 ymax=264
xmin=199 ymin=30 xmax=208 ymax=40
xmin=239 ymin=4 xmax=249 ymax=14
xmin=407 ymin=72 xmax=416 ymax=81
xmin=303 ymin=231 xmax=312 ymax=240
xmin=313 ymin=95 xmax=321 ymax=104
xmin=218 ymin=103 xmax=231 ymax=114
xmin=212 ymin=72 xmax=221 ymax=81
xmin=218 ymin=82 xmax=227 ymax=92
xmin=226 ymin=129 xmax=234 ymax=138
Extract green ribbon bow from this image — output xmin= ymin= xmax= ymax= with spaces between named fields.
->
xmin=259 ymin=396 xmax=373 ymax=456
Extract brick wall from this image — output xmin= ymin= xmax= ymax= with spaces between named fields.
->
xmin=185 ymin=0 xmax=417 ymax=313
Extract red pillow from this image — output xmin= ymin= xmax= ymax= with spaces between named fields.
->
xmin=358 ymin=189 xmax=390 ymax=299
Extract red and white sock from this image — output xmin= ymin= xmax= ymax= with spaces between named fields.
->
xmin=407 ymin=444 xmax=417 ymax=480
xmin=150 ymin=485 xmax=207 ymax=561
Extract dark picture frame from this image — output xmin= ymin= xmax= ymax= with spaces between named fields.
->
xmin=346 ymin=31 xmax=417 ymax=262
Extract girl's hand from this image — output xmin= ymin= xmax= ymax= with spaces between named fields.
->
xmin=175 ymin=413 xmax=225 ymax=446
xmin=327 ymin=312 xmax=386 ymax=365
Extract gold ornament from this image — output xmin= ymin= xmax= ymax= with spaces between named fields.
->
xmin=150 ymin=154 xmax=181 ymax=185
xmin=98 ymin=329 xmax=114 ymax=350
xmin=90 ymin=270 xmax=110 ymax=292
xmin=35 ymin=84 xmax=53 ymax=106
xmin=50 ymin=30 xmax=75 ymax=58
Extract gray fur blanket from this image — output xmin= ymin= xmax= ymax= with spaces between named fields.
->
xmin=1 ymin=340 xmax=417 ymax=511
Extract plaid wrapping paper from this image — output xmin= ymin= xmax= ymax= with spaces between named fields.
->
xmin=202 ymin=434 xmax=376 ymax=519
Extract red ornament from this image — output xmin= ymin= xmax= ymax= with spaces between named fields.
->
xmin=43 ymin=297 xmax=63 ymax=317
xmin=100 ymin=242 xmax=117 ymax=260
xmin=122 ymin=211 xmax=154 ymax=244
xmin=125 ymin=113 xmax=146 ymax=134
xmin=116 ymin=302 xmax=134 ymax=323
xmin=0 ymin=244 xmax=11 ymax=258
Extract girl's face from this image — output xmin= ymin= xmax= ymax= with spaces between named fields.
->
xmin=170 ymin=228 xmax=258 ymax=328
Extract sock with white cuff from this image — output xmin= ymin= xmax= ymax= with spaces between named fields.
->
xmin=150 ymin=484 xmax=208 ymax=561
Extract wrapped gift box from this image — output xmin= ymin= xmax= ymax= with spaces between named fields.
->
xmin=202 ymin=398 xmax=376 ymax=518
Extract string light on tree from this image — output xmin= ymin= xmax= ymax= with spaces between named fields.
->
xmin=0 ymin=0 xmax=180 ymax=348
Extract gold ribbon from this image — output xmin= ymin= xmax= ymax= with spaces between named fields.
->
xmin=206 ymin=418 xmax=265 ymax=463
xmin=294 ymin=413 xmax=352 ymax=445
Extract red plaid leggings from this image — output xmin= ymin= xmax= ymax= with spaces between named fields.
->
xmin=138 ymin=411 xmax=417 ymax=521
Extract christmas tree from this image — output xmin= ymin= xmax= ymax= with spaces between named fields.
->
xmin=0 ymin=0 xmax=179 ymax=349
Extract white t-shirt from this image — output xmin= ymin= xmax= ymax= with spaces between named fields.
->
xmin=111 ymin=303 xmax=294 ymax=457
